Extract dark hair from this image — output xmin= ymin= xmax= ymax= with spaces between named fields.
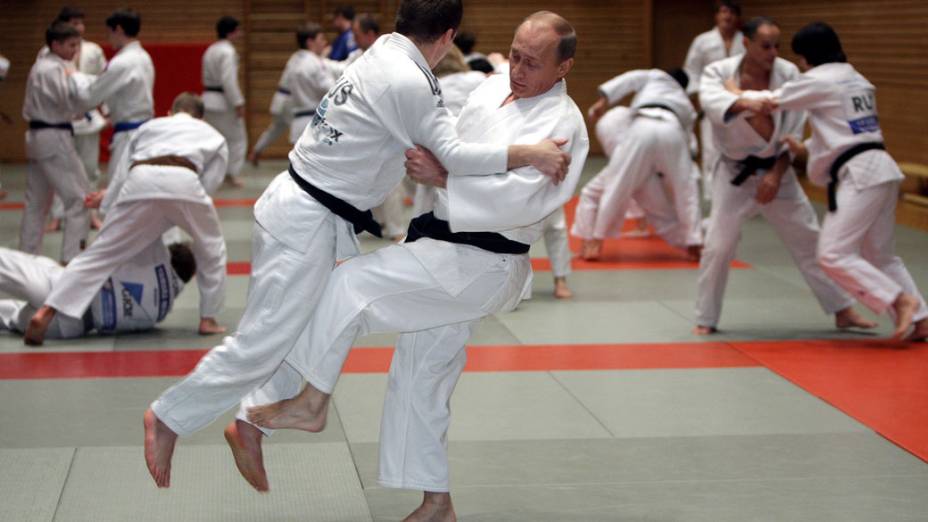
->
xmin=356 ymin=13 xmax=380 ymax=35
xmin=296 ymin=22 xmax=323 ymax=49
xmin=524 ymin=11 xmax=577 ymax=63
xmin=56 ymin=6 xmax=85 ymax=23
xmin=334 ymin=5 xmax=355 ymax=21
xmin=715 ymin=0 xmax=741 ymax=17
xmin=395 ymin=0 xmax=463 ymax=43
xmin=743 ymin=16 xmax=777 ymax=40
xmin=468 ymin=57 xmax=494 ymax=74
xmin=791 ymin=22 xmax=846 ymax=66
xmin=216 ymin=16 xmax=239 ymax=39
xmin=169 ymin=243 xmax=197 ymax=283
xmin=171 ymin=92 xmax=204 ymax=118
xmin=454 ymin=31 xmax=476 ymax=54
xmin=46 ymin=21 xmax=81 ymax=47
xmin=105 ymin=9 xmax=141 ymax=37
xmin=666 ymin=67 xmax=689 ymax=90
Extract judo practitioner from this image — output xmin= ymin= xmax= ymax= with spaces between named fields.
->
xmin=0 ymin=243 xmax=195 ymax=339
xmin=202 ymin=16 xmax=247 ymax=187
xmin=244 ymin=12 xmax=587 ymax=521
xmin=683 ymin=0 xmax=745 ymax=200
xmin=578 ymin=68 xmax=702 ymax=261
xmin=20 ymin=22 xmax=91 ymax=264
xmin=694 ymin=17 xmax=873 ymax=335
xmin=24 ymin=93 xmax=229 ymax=346
xmin=728 ymin=22 xmax=927 ymax=341
xmin=70 ymin=8 xmax=154 ymax=200
xmin=287 ymin=22 xmax=334 ymax=144
xmin=143 ymin=0 xmax=571 ymax=492
xmin=327 ymin=5 xmax=358 ymax=61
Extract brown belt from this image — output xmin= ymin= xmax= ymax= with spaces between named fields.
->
xmin=130 ymin=155 xmax=197 ymax=173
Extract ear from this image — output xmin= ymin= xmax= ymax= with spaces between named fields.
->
xmin=557 ymin=57 xmax=574 ymax=79
xmin=440 ymin=28 xmax=455 ymax=47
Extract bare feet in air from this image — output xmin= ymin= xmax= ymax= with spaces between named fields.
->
xmin=144 ymin=408 xmax=178 ymax=488
xmin=834 ymin=307 xmax=878 ymax=330
xmin=553 ymin=277 xmax=572 ymax=299
xmin=580 ymin=239 xmax=602 ymax=261
xmin=892 ymin=293 xmax=919 ymax=339
xmin=45 ymin=217 xmax=61 ymax=233
xmin=692 ymin=325 xmax=717 ymax=336
xmin=198 ymin=317 xmax=226 ymax=336
xmin=403 ymin=492 xmax=456 ymax=522
xmin=906 ymin=318 xmax=928 ymax=342
xmin=24 ymin=305 xmax=56 ymax=346
xmin=224 ymin=420 xmax=269 ymax=492
xmin=247 ymin=383 xmax=329 ymax=433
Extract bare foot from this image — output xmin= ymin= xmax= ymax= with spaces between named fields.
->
xmin=24 ymin=305 xmax=56 ymax=346
xmin=692 ymin=325 xmax=717 ymax=336
xmin=45 ymin=218 xmax=61 ymax=233
xmin=247 ymin=384 xmax=329 ymax=432
xmin=403 ymin=492 xmax=456 ymax=522
xmin=905 ymin=318 xmax=928 ymax=342
xmin=225 ymin=176 xmax=245 ymax=188
xmin=198 ymin=317 xmax=227 ymax=335
xmin=580 ymin=239 xmax=602 ymax=261
xmin=144 ymin=408 xmax=178 ymax=488
xmin=835 ymin=307 xmax=878 ymax=330
xmin=224 ymin=420 xmax=269 ymax=492
xmin=553 ymin=277 xmax=572 ymax=299
xmin=892 ymin=293 xmax=919 ymax=339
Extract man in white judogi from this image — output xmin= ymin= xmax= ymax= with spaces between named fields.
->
xmin=728 ymin=22 xmax=927 ymax=341
xmin=588 ymin=105 xmax=703 ymax=253
xmin=245 ymin=12 xmax=586 ymax=521
xmin=578 ymin=67 xmax=702 ymax=261
xmin=202 ymin=16 xmax=247 ymax=187
xmin=683 ymin=0 xmax=745 ymax=200
xmin=20 ymin=22 xmax=90 ymax=264
xmin=287 ymin=22 xmax=334 ymax=144
xmin=24 ymin=93 xmax=228 ymax=346
xmin=143 ymin=0 xmax=570 ymax=494
xmin=0 ymin=243 xmax=194 ymax=339
xmin=70 ymin=9 xmax=154 ymax=199
xmin=694 ymin=17 xmax=873 ymax=335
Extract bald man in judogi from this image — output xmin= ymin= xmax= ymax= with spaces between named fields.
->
xmin=694 ymin=17 xmax=873 ymax=335
xmin=142 ymin=0 xmax=570 ymax=493
xmin=245 ymin=12 xmax=587 ymax=521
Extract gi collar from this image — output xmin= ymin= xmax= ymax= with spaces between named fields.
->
xmin=384 ymin=33 xmax=431 ymax=72
xmin=116 ymin=40 xmax=142 ymax=56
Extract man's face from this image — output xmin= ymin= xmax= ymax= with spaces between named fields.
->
xmin=744 ymin=24 xmax=779 ymax=71
xmin=715 ymin=6 xmax=737 ymax=33
xmin=508 ymin=22 xmax=569 ymax=99
xmin=309 ymin=32 xmax=327 ymax=54
xmin=228 ymin=27 xmax=244 ymax=42
xmin=333 ymin=14 xmax=349 ymax=31
xmin=352 ymin=20 xmax=375 ymax=50
xmin=52 ymin=36 xmax=81 ymax=61
xmin=67 ymin=17 xmax=86 ymax=36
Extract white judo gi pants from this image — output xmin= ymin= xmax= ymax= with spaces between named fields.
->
xmin=543 ymin=208 xmax=571 ymax=278
xmin=252 ymin=112 xmax=292 ymax=156
xmin=250 ymin=239 xmax=529 ymax=492
xmin=19 ymin=129 xmax=91 ymax=263
xmin=44 ymin=192 xmax=226 ymax=320
xmin=0 ymin=247 xmax=86 ymax=338
xmin=107 ymin=129 xmax=137 ymax=185
xmin=695 ymin=164 xmax=854 ymax=328
xmin=699 ymin=116 xmax=719 ymax=203
xmin=150 ymin=179 xmax=344 ymax=436
xmin=818 ymin=179 xmax=928 ymax=321
xmin=205 ymin=109 xmax=247 ymax=180
xmin=572 ymin=115 xmax=692 ymax=242
xmin=51 ymin=132 xmax=102 ymax=221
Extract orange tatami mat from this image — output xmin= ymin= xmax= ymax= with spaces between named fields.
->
xmin=733 ymin=339 xmax=928 ymax=462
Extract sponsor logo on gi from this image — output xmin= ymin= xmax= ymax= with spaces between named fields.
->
xmin=312 ymin=79 xmax=350 ymax=146
xmin=120 ymin=282 xmax=143 ymax=318
xmin=844 ymin=89 xmax=879 ymax=134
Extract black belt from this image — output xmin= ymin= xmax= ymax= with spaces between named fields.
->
xmin=204 ymin=86 xmax=224 ymax=92
xmin=637 ymin=103 xmax=675 ymax=114
xmin=294 ymin=109 xmax=315 ymax=118
xmin=827 ymin=142 xmax=885 ymax=212
xmin=731 ymin=155 xmax=778 ymax=186
xmin=405 ymin=212 xmax=530 ymax=255
xmin=29 ymin=120 xmax=73 ymax=132
xmin=276 ymin=86 xmax=291 ymax=95
xmin=287 ymin=164 xmax=382 ymax=237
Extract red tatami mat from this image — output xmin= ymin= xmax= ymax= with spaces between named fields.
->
xmin=0 ymin=342 xmax=756 ymax=380
xmin=732 ymin=339 xmax=928 ymax=462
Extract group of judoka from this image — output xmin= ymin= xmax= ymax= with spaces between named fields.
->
xmin=2 ymin=0 xmax=927 ymax=520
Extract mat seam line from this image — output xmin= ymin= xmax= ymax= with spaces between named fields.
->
xmin=50 ymin=446 xmax=77 ymax=522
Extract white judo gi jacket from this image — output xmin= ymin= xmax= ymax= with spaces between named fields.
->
xmin=695 ymin=55 xmax=853 ymax=328
xmin=287 ymin=49 xmax=335 ymax=143
xmin=683 ymin=28 xmax=745 ymax=97
xmin=38 ymin=39 xmax=107 ymax=136
xmin=201 ymin=40 xmax=244 ymax=112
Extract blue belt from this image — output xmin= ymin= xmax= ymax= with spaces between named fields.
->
xmin=113 ymin=120 xmax=148 ymax=134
